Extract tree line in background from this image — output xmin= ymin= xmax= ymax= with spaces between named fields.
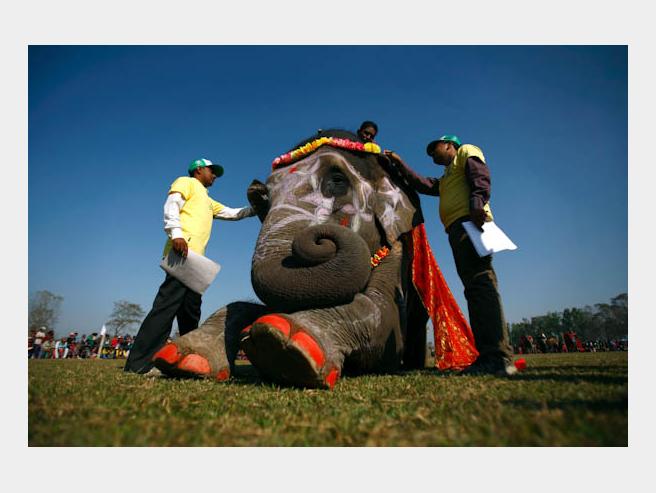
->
xmin=29 ymin=290 xmax=628 ymax=345
xmin=508 ymin=293 xmax=628 ymax=345
xmin=29 ymin=290 xmax=145 ymax=337
xmin=28 ymin=290 xmax=63 ymax=332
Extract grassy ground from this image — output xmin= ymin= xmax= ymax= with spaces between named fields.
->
xmin=28 ymin=352 xmax=627 ymax=446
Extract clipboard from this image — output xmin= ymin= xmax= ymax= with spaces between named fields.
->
xmin=461 ymin=221 xmax=518 ymax=257
xmin=159 ymin=249 xmax=221 ymax=294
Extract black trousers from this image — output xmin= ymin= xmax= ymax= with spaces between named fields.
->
xmin=447 ymin=219 xmax=513 ymax=362
xmin=124 ymin=274 xmax=202 ymax=373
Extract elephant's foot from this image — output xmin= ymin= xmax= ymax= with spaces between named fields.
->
xmin=152 ymin=342 xmax=231 ymax=382
xmin=240 ymin=314 xmax=340 ymax=390
xmin=151 ymin=302 xmax=269 ymax=382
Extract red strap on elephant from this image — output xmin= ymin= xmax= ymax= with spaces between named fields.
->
xmin=409 ymin=224 xmax=479 ymax=371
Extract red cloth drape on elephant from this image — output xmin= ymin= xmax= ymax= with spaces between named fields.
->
xmin=410 ymin=223 xmax=479 ymax=370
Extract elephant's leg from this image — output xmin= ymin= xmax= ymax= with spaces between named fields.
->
xmin=153 ymin=301 xmax=269 ymax=380
xmin=241 ymin=243 xmax=403 ymax=389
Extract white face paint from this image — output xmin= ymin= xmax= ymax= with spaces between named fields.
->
xmin=299 ymin=190 xmax=335 ymax=225
xmin=265 ymin=151 xmax=365 ymax=233
xmin=375 ymin=176 xmax=409 ymax=241
xmin=338 ymin=158 xmax=373 ymax=233
xmin=254 ymin=148 xmax=413 ymax=262
xmin=254 ymin=155 xmax=329 ymax=262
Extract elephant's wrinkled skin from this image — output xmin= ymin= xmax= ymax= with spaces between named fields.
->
xmin=152 ymin=130 xmax=430 ymax=389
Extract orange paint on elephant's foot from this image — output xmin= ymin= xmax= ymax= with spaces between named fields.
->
xmin=216 ymin=368 xmax=230 ymax=382
xmin=242 ymin=314 xmax=339 ymax=389
xmin=290 ymin=331 xmax=326 ymax=368
xmin=152 ymin=343 xmax=181 ymax=366
xmin=325 ymin=368 xmax=340 ymax=390
xmin=253 ymin=314 xmax=291 ymax=337
xmin=176 ymin=354 xmax=211 ymax=376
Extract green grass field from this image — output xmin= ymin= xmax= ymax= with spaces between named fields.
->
xmin=28 ymin=351 xmax=627 ymax=446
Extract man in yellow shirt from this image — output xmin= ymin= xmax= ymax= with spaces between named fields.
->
xmin=124 ymin=158 xmax=255 ymax=375
xmin=385 ymin=135 xmax=515 ymax=376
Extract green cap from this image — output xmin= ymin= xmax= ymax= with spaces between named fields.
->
xmin=426 ymin=134 xmax=462 ymax=156
xmin=188 ymin=158 xmax=224 ymax=178
xmin=438 ymin=134 xmax=461 ymax=147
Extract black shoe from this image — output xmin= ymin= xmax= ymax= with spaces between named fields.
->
xmin=461 ymin=356 xmax=517 ymax=377
xmin=123 ymin=362 xmax=155 ymax=374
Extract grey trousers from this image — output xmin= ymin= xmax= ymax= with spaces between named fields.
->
xmin=447 ymin=219 xmax=513 ymax=361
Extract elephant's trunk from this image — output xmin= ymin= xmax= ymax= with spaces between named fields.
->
xmin=251 ymin=223 xmax=371 ymax=312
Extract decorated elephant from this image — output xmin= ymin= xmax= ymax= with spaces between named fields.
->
xmin=151 ymin=129 xmax=478 ymax=389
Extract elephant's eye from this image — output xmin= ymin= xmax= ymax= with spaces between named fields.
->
xmin=321 ymin=168 xmax=350 ymax=197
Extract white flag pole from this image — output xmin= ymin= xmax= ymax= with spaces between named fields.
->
xmin=97 ymin=324 xmax=107 ymax=359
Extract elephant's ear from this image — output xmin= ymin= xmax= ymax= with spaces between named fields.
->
xmin=371 ymin=171 xmax=423 ymax=244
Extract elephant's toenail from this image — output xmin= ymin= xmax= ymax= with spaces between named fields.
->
xmin=290 ymin=332 xmax=325 ymax=368
xmin=216 ymin=369 xmax=230 ymax=382
xmin=325 ymin=368 xmax=340 ymax=389
xmin=254 ymin=314 xmax=291 ymax=337
xmin=153 ymin=343 xmax=180 ymax=365
xmin=177 ymin=354 xmax=211 ymax=376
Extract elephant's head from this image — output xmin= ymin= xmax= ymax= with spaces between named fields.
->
xmin=249 ymin=129 xmax=422 ymax=313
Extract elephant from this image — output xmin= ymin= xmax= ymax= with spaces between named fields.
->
xmin=151 ymin=129 xmax=478 ymax=389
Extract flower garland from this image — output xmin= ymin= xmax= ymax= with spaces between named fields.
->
xmin=272 ymin=137 xmax=382 ymax=170
xmin=370 ymin=246 xmax=390 ymax=268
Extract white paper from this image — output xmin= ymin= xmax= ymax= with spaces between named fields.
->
xmin=159 ymin=249 xmax=221 ymax=294
xmin=461 ymin=221 xmax=518 ymax=257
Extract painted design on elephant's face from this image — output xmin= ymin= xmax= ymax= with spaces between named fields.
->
xmin=298 ymin=190 xmax=335 ymax=225
xmin=261 ymin=158 xmax=325 ymax=237
xmin=376 ymin=176 xmax=409 ymax=239
xmin=254 ymin=156 xmax=335 ymax=262
xmin=256 ymin=150 xmax=410 ymax=263
xmin=340 ymin=160 xmax=374 ymax=233
xmin=265 ymin=151 xmax=376 ymax=234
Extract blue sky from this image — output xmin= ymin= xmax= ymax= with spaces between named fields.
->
xmin=28 ymin=45 xmax=627 ymax=337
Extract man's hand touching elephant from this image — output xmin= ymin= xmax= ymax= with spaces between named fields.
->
xmin=383 ymin=150 xmax=402 ymax=163
xmin=172 ymin=237 xmax=189 ymax=258
xmin=381 ymin=150 xmax=409 ymax=182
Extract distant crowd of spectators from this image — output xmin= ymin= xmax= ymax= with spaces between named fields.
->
xmin=29 ymin=327 xmax=627 ymax=361
xmin=28 ymin=328 xmax=134 ymax=360
xmin=514 ymin=331 xmax=628 ymax=354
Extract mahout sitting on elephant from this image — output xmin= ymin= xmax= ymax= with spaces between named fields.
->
xmin=151 ymin=129 xmax=478 ymax=389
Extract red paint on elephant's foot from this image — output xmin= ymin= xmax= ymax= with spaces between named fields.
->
xmin=290 ymin=331 xmax=326 ymax=368
xmin=243 ymin=315 xmax=335 ymax=389
xmin=152 ymin=343 xmax=181 ymax=366
xmin=216 ymin=368 xmax=230 ymax=382
xmin=253 ymin=314 xmax=291 ymax=337
xmin=325 ymin=368 xmax=340 ymax=390
xmin=176 ymin=354 xmax=211 ymax=376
